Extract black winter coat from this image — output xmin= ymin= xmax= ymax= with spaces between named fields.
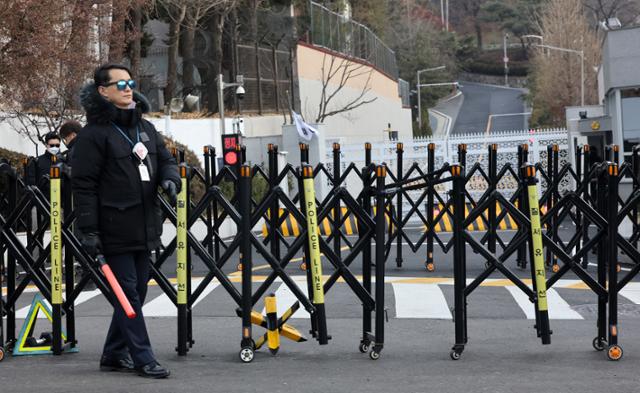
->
xmin=71 ymin=84 xmax=179 ymax=255
xmin=26 ymin=152 xmax=58 ymax=197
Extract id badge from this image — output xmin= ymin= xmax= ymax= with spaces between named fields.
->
xmin=133 ymin=142 xmax=148 ymax=161
xmin=139 ymin=163 xmax=150 ymax=182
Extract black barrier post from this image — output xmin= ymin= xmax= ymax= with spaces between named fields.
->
xmin=522 ymin=164 xmax=552 ymax=345
xmin=450 ymin=164 xmax=466 ymax=360
xmin=546 ymin=144 xmax=559 ymax=271
xmin=299 ymin=143 xmax=309 ymax=164
xmin=268 ymin=144 xmax=281 ymax=261
xmin=360 ymin=142 xmax=373 ymax=352
xmin=425 ymin=143 xmax=437 ymax=272
xmin=332 ymin=143 xmax=341 ymax=263
xmin=176 ymin=164 xmax=189 ymax=356
xmin=370 ymin=165 xmax=386 ymax=360
xmin=595 ymin=161 xmax=607 ymax=351
xmin=575 ymin=145 xmax=582 ymax=265
xmin=396 ymin=143 xmax=403 ymax=268
xmin=545 ymin=145 xmax=553 ymax=268
xmin=606 ymin=162 xmax=623 ymax=360
xmin=516 ymin=144 xmax=529 ymax=269
xmin=488 ymin=144 xmax=497 ymax=255
xmin=49 ymin=162 xmax=63 ymax=355
xmin=239 ymin=165 xmax=255 ymax=362
xmin=582 ymin=145 xmax=592 ymax=268
xmin=633 ymin=146 xmax=640 ymax=249
xmin=62 ymin=165 xmax=76 ymax=348
xmin=204 ymin=146 xmax=214 ymax=257
xmin=605 ymin=145 xmax=612 ymax=162
xmin=6 ymin=166 xmax=18 ymax=346
xmin=612 ymin=145 xmax=619 ymax=165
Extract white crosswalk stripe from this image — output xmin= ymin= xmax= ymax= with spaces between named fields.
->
xmin=262 ymin=276 xmax=310 ymax=319
xmin=9 ymin=277 xmax=640 ymax=321
xmin=619 ymin=282 xmax=640 ymax=304
xmin=505 ymin=286 xmax=583 ymax=320
xmin=392 ymin=283 xmax=451 ymax=319
xmin=143 ymin=277 xmax=219 ymax=317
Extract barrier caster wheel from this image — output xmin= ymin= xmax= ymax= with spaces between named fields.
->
xmin=239 ymin=347 xmax=254 ymax=363
xmin=299 ymin=262 xmax=307 ymax=271
xmin=592 ymin=337 xmax=606 ymax=351
xmin=237 ymin=263 xmax=243 ymax=271
xmin=359 ymin=342 xmax=369 ymax=353
xmin=425 ymin=262 xmax=435 ymax=272
xmin=0 ymin=347 xmax=5 ymax=362
xmin=607 ymin=345 xmax=623 ymax=361
xmin=369 ymin=350 xmax=380 ymax=360
xmin=450 ymin=350 xmax=461 ymax=360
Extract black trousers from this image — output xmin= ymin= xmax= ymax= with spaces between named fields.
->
xmin=102 ymin=251 xmax=155 ymax=367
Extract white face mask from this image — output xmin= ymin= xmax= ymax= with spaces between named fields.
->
xmin=48 ymin=147 xmax=60 ymax=155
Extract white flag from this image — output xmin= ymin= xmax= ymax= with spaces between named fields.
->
xmin=292 ymin=110 xmax=317 ymax=141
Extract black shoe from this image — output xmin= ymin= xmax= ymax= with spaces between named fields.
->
xmin=136 ymin=361 xmax=170 ymax=379
xmin=100 ymin=355 xmax=135 ymax=372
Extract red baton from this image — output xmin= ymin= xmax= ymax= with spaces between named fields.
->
xmin=96 ymin=254 xmax=137 ymax=319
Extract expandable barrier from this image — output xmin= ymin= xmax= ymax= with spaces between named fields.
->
xmin=1 ymin=139 xmax=639 ymax=363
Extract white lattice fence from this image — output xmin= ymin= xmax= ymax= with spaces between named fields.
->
xmin=326 ymin=129 xmax=569 ymax=214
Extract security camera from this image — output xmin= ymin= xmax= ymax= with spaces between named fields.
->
xmin=236 ymin=85 xmax=245 ymax=100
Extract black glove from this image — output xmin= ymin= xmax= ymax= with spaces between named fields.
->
xmin=80 ymin=232 xmax=102 ymax=258
xmin=161 ymin=179 xmax=179 ymax=206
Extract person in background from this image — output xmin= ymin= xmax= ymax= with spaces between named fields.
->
xmin=72 ymin=63 xmax=179 ymax=379
xmin=59 ymin=120 xmax=82 ymax=164
xmin=26 ymin=132 xmax=62 ymax=195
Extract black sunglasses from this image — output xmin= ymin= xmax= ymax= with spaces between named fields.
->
xmin=103 ymin=79 xmax=136 ymax=91
xmin=48 ymin=144 xmax=60 ymax=147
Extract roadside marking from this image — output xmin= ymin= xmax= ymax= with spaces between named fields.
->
xmin=392 ymin=283 xmax=451 ymax=319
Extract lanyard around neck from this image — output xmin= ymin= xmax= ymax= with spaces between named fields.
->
xmin=111 ymin=123 xmax=140 ymax=148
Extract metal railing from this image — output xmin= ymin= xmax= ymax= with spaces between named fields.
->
xmin=308 ymin=1 xmax=398 ymax=79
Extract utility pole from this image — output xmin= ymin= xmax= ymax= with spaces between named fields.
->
xmin=503 ymin=33 xmax=509 ymax=87
xmin=416 ymin=66 xmax=446 ymax=129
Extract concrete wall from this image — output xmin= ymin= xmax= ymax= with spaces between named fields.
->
xmin=146 ymin=114 xmax=284 ymax=166
xmin=0 ymin=117 xmax=47 ymax=157
xmin=296 ymin=43 xmax=412 ymax=144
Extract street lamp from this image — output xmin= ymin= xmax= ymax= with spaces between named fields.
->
xmin=532 ymin=43 xmax=584 ymax=106
xmin=417 ymin=65 xmax=446 ymax=128
xmin=417 ymin=82 xmax=459 ymax=132
xmin=217 ymin=74 xmax=245 ymax=137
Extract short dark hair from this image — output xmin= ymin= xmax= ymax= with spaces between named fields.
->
xmin=44 ymin=132 xmax=60 ymax=144
xmin=59 ymin=120 xmax=82 ymax=138
xmin=94 ymin=63 xmax=132 ymax=87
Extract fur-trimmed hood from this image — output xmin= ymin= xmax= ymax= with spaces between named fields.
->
xmin=79 ymin=82 xmax=151 ymax=125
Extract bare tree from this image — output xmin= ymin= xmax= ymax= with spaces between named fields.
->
xmin=314 ymin=53 xmax=377 ymax=123
xmin=583 ymin=0 xmax=640 ymax=27
xmin=529 ymin=0 xmax=602 ymax=127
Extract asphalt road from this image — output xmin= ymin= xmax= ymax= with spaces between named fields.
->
xmin=452 ymin=82 xmax=529 ymax=134
xmin=3 ymin=230 xmax=640 ymax=392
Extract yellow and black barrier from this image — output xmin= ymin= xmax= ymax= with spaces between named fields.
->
xmin=235 ymin=300 xmax=307 ymax=348
xmin=302 ymin=165 xmax=329 ymax=345
xmin=176 ymin=164 xmax=189 ymax=355
xmin=49 ymin=164 xmax=64 ymax=355
xmin=523 ymin=165 xmax=551 ymax=345
xmin=265 ymin=294 xmax=280 ymax=354
xmin=261 ymin=203 xmax=519 ymax=237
